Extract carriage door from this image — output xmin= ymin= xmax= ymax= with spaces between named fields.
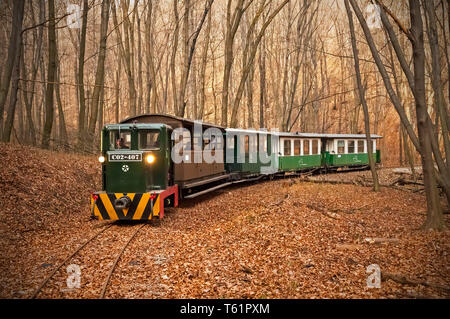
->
xmin=168 ymin=128 xmax=174 ymax=186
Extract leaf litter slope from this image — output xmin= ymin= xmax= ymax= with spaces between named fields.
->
xmin=0 ymin=142 xmax=448 ymax=298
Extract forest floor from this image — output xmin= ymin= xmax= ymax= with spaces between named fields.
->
xmin=0 ymin=142 xmax=449 ymax=299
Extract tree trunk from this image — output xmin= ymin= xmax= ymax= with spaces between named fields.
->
xmin=409 ymin=0 xmax=445 ymax=230
xmin=144 ymin=0 xmax=159 ymax=114
xmin=115 ymin=57 xmax=121 ymax=123
xmin=344 ymin=0 xmax=380 ymax=192
xmin=222 ymin=0 xmax=246 ymax=127
xmin=0 ymin=0 xmax=25 ymax=139
xmin=41 ymin=0 xmax=57 ymax=149
xmin=88 ymin=0 xmax=110 ymax=150
xmin=77 ymin=0 xmax=88 ymax=150
xmin=230 ymin=0 xmax=290 ymax=128
xmin=199 ymin=5 xmax=212 ymax=120
xmin=423 ymin=0 xmax=450 ymax=173
xmin=112 ymin=1 xmax=137 ymax=118
xmin=177 ymin=0 xmax=214 ymax=117
xmin=2 ymin=42 xmax=22 ymax=142
xmin=258 ymin=37 xmax=266 ymax=128
xmin=136 ymin=9 xmax=143 ymax=115
xmin=348 ymin=0 xmax=420 ymax=151
xmin=170 ymin=0 xmax=180 ymax=116
xmin=55 ymin=50 xmax=68 ymax=149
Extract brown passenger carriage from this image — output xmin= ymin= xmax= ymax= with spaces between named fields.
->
xmin=121 ymin=114 xmax=230 ymax=198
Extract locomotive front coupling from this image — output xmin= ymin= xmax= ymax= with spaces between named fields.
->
xmin=114 ymin=196 xmax=131 ymax=209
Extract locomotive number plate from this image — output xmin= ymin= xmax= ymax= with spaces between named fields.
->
xmin=109 ymin=153 xmax=142 ymax=162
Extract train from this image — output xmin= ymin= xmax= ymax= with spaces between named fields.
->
xmin=90 ymin=114 xmax=381 ymax=220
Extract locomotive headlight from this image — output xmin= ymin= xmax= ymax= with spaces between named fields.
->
xmin=146 ymin=154 xmax=156 ymax=164
xmin=98 ymin=155 xmax=105 ymax=163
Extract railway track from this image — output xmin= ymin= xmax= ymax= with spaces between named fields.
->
xmin=30 ymin=222 xmax=147 ymax=299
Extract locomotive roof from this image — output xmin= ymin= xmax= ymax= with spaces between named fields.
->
xmin=104 ymin=123 xmax=166 ymax=130
xmin=120 ymin=113 xmax=225 ymax=130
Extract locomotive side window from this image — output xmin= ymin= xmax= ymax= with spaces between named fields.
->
xmin=110 ymin=130 xmax=131 ymax=150
xmin=337 ymin=140 xmax=345 ymax=154
xmin=138 ymin=130 xmax=160 ymax=150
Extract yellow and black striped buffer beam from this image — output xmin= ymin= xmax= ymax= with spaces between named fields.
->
xmin=91 ymin=193 xmax=160 ymax=220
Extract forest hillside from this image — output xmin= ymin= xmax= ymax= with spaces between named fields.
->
xmin=0 ymin=142 xmax=448 ymax=299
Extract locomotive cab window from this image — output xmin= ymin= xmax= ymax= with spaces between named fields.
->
xmin=139 ymin=130 xmax=160 ymax=150
xmin=110 ymin=130 xmax=131 ymax=150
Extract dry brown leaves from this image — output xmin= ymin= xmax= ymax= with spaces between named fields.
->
xmin=0 ymin=142 xmax=448 ymax=299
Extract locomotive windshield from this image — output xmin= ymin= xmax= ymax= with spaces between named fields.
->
xmin=109 ymin=130 xmax=131 ymax=150
xmin=138 ymin=130 xmax=160 ymax=150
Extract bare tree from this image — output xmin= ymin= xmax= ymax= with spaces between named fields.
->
xmin=221 ymin=0 xmax=248 ymax=127
xmin=198 ymin=4 xmax=212 ymax=120
xmin=349 ymin=0 xmax=446 ymax=230
xmin=88 ymin=0 xmax=111 ymax=149
xmin=77 ymin=0 xmax=89 ymax=150
xmin=41 ymin=0 xmax=56 ymax=149
xmin=112 ymin=0 xmax=138 ymax=118
xmin=230 ymin=0 xmax=290 ymax=128
xmin=176 ymin=0 xmax=214 ymax=117
xmin=55 ymin=35 xmax=68 ymax=149
xmin=344 ymin=0 xmax=380 ymax=192
xmin=0 ymin=0 xmax=25 ymax=139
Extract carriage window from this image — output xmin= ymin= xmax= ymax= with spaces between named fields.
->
xmin=182 ymin=131 xmax=191 ymax=151
xmin=337 ymin=140 xmax=345 ymax=154
xmin=348 ymin=140 xmax=355 ymax=154
xmin=294 ymin=140 xmax=301 ymax=156
xmin=260 ymin=134 xmax=267 ymax=153
xmin=312 ymin=140 xmax=319 ymax=154
xmin=303 ymin=139 xmax=310 ymax=155
xmin=138 ymin=130 xmax=160 ymax=150
xmin=110 ymin=130 xmax=131 ymax=150
xmin=205 ymin=135 xmax=222 ymax=154
xmin=284 ymin=140 xmax=291 ymax=156
xmin=203 ymin=138 xmax=210 ymax=150
xmin=227 ymin=136 xmax=235 ymax=149
xmin=357 ymin=140 xmax=364 ymax=153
